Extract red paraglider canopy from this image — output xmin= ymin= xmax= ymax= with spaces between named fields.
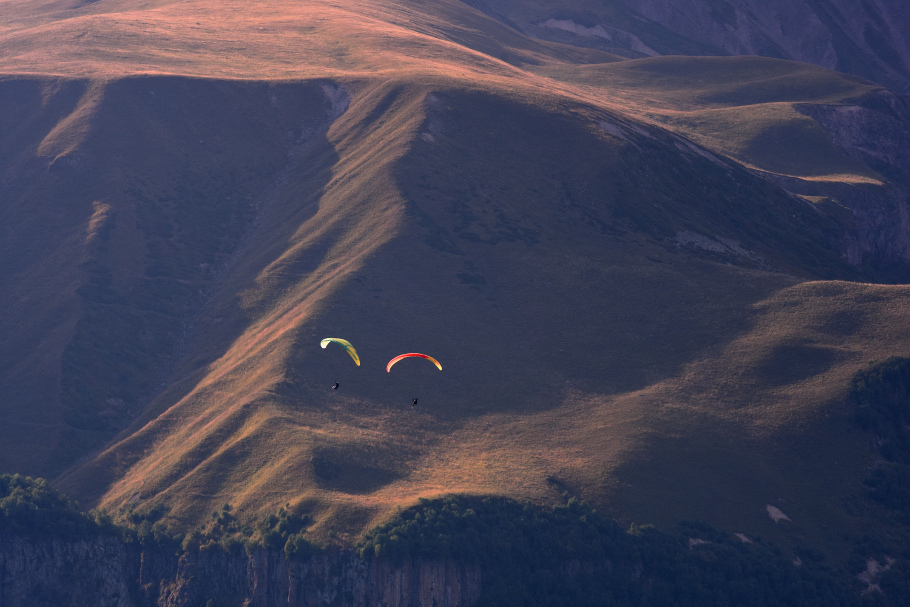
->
xmin=386 ymin=353 xmax=442 ymax=372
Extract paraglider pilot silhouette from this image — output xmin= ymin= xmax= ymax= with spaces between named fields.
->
xmin=321 ymin=341 xmax=443 ymax=405
xmin=321 ymin=338 xmax=359 ymax=392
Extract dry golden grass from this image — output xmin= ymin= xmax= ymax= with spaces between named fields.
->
xmin=0 ymin=0 xmax=608 ymax=82
xmin=3 ymin=1 xmax=883 ymax=188
xmin=66 ymin=263 xmax=910 ymax=551
xmin=600 ymin=280 xmax=910 ymax=556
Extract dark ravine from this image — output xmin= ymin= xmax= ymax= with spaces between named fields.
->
xmin=0 ymin=535 xmax=481 ymax=607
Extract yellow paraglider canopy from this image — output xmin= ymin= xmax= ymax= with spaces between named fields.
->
xmin=320 ymin=338 xmax=360 ymax=366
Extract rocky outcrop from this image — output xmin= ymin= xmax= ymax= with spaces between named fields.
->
xmin=785 ymin=91 xmax=910 ymax=272
xmin=796 ymin=91 xmax=910 ymax=177
xmin=0 ymin=534 xmax=481 ymax=607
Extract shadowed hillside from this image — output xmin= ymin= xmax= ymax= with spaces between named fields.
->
xmin=0 ymin=0 xmax=908 ymax=570
xmin=535 ymin=55 xmax=910 ymax=273
xmin=0 ymin=76 xmax=345 ymax=475
xmin=461 ymin=0 xmax=910 ymax=94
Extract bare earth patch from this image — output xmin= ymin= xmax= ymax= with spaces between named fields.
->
xmin=858 ymin=557 xmax=894 ymax=594
xmin=766 ymin=504 xmax=792 ymax=523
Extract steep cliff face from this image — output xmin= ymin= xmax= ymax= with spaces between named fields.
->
xmin=787 ymin=91 xmax=910 ymax=273
xmin=0 ymin=535 xmax=135 ymax=607
xmin=0 ymin=535 xmax=481 ymax=607
xmin=152 ymin=550 xmax=481 ymax=607
xmin=797 ymin=91 xmax=910 ymax=175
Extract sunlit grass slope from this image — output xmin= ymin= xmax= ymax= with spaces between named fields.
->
xmin=0 ymin=0 xmax=615 ymax=80
xmin=0 ymin=0 xmax=907 ymax=557
xmin=537 ymin=56 xmax=888 ymax=183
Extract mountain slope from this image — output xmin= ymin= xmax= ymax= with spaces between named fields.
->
xmin=0 ymin=76 xmax=345 ymax=475
xmin=46 ymin=76 xmax=898 ymax=555
xmin=462 ymin=0 xmax=910 ymax=94
xmin=0 ymin=0 xmax=907 ymax=564
xmin=534 ymin=55 xmax=910 ymax=273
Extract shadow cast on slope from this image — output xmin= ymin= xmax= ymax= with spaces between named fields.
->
xmin=38 ymin=77 xmax=344 ymax=485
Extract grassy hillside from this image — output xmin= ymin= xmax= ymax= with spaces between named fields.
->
xmin=537 ymin=56 xmax=887 ymax=183
xmin=50 ymin=78 xmax=896 ymax=557
xmin=537 ymin=55 xmax=910 ymax=274
xmin=0 ymin=0 xmax=908 ymax=574
xmin=0 ymin=0 xmax=616 ymax=80
xmin=0 ymin=76 xmax=339 ymax=475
